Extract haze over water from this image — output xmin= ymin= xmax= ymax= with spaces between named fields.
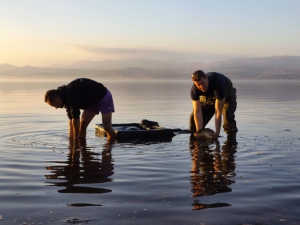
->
xmin=0 ymin=77 xmax=300 ymax=225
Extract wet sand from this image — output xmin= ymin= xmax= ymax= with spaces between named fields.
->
xmin=0 ymin=78 xmax=299 ymax=225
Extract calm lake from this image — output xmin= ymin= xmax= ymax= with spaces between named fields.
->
xmin=0 ymin=77 xmax=299 ymax=225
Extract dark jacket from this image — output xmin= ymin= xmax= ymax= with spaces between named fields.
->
xmin=190 ymin=72 xmax=234 ymax=103
xmin=57 ymin=78 xmax=107 ymax=119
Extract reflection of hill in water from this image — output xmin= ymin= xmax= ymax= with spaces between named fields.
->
xmin=189 ymin=139 xmax=237 ymax=210
xmin=235 ymin=80 xmax=300 ymax=101
xmin=45 ymin=140 xmax=114 ymax=194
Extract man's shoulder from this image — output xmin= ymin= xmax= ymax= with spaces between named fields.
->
xmin=208 ymin=72 xmax=229 ymax=83
xmin=191 ymin=83 xmax=203 ymax=100
xmin=207 ymin=71 xmax=224 ymax=77
xmin=191 ymin=83 xmax=201 ymax=93
xmin=66 ymin=79 xmax=78 ymax=88
xmin=67 ymin=78 xmax=94 ymax=84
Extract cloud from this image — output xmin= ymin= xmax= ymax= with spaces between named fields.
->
xmin=71 ymin=44 xmax=243 ymax=62
xmin=73 ymin=45 xmax=181 ymax=58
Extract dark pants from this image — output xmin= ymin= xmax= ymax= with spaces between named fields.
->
xmin=189 ymin=90 xmax=238 ymax=135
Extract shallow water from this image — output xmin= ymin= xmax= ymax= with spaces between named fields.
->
xmin=0 ymin=78 xmax=300 ymax=225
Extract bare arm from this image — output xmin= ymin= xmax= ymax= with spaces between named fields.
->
xmin=68 ymin=118 xmax=80 ymax=139
xmin=214 ymin=98 xmax=225 ymax=137
xmin=192 ymin=100 xmax=203 ymax=132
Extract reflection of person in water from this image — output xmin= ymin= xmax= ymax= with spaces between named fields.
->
xmin=45 ymin=139 xmax=114 ymax=194
xmin=189 ymin=138 xmax=237 ymax=210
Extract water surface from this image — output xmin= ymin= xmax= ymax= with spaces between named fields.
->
xmin=0 ymin=78 xmax=299 ymax=225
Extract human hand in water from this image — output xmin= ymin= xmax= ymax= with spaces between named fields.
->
xmin=211 ymin=132 xmax=219 ymax=139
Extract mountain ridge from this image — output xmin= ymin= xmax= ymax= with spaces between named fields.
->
xmin=1 ymin=56 xmax=300 ymax=80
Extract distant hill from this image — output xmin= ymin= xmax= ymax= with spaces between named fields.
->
xmin=1 ymin=56 xmax=300 ymax=80
xmin=55 ymin=58 xmax=183 ymax=70
xmin=0 ymin=63 xmax=19 ymax=71
xmin=160 ymin=56 xmax=300 ymax=79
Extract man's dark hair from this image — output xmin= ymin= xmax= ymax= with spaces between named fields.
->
xmin=191 ymin=70 xmax=206 ymax=81
xmin=44 ymin=89 xmax=60 ymax=103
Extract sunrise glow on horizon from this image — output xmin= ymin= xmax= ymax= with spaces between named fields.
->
xmin=1 ymin=0 xmax=300 ymax=67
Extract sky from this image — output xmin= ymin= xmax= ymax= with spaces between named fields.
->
xmin=1 ymin=0 xmax=300 ymax=67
